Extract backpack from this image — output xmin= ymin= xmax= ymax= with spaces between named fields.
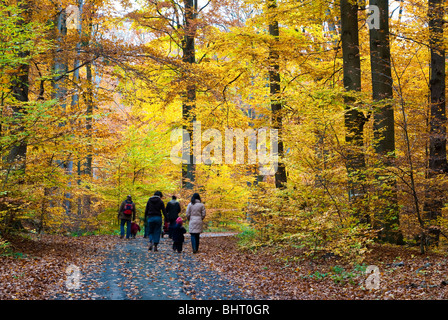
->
xmin=123 ymin=202 xmax=133 ymax=216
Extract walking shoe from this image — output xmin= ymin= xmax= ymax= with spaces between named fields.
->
xmin=148 ymin=241 xmax=153 ymax=251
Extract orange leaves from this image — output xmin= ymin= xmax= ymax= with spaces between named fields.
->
xmin=0 ymin=234 xmax=119 ymax=300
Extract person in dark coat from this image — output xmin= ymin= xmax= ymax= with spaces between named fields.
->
xmin=166 ymin=195 xmax=181 ymax=238
xmin=144 ymin=191 xmax=166 ymax=251
xmin=172 ymin=217 xmax=186 ymax=253
xmin=117 ymin=195 xmax=136 ymax=239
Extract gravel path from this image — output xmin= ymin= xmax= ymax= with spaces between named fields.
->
xmin=61 ymin=233 xmax=251 ymax=300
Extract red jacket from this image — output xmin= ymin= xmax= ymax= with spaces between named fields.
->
xmin=131 ymin=222 xmax=140 ymax=234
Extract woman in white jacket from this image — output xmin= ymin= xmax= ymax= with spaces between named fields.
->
xmin=186 ymin=193 xmax=206 ymax=253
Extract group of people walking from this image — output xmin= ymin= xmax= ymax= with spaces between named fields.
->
xmin=117 ymin=191 xmax=206 ymax=253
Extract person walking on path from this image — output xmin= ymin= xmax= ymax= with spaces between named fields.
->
xmin=131 ymin=221 xmax=141 ymax=238
xmin=166 ymin=195 xmax=181 ymax=238
xmin=172 ymin=217 xmax=186 ymax=253
xmin=117 ymin=195 xmax=136 ymax=239
xmin=186 ymin=193 xmax=206 ymax=253
xmin=144 ymin=191 xmax=167 ymax=251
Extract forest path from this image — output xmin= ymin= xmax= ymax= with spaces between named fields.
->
xmin=61 ymin=233 xmax=250 ymax=300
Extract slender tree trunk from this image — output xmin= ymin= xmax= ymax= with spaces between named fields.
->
xmin=369 ymin=0 xmax=403 ymax=244
xmin=182 ymin=0 xmax=197 ymax=189
xmin=71 ymin=0 xmax=88 ymax=220
xmin=340 ymin=0 xmax=368 ymax=214
xmin=70 ymin=1 xmax=84 ymax=220
xmin=85 ymin=62 xmax=93 ymax=178
xmin=81 ymin=1 xmax=94 ymax=216
xmin=268 ymin=0 xmax=287 ymax=189
xmin=52 ymin=6 xmax=72 ymax=214
xmin=83 ymin=52 xmax=94 ymax=216
xmin=53 ymin=7 xmax=68 ymax=113
xmin=424 ymin=0 xmax=446 ymax=246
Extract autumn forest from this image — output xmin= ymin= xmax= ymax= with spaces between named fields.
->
xmin=1 ymin=0 xmax=448 ymax=301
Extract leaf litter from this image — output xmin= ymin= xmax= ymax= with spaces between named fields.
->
xmin=196 ymin=236 xmax=448 ymax=300
xmin=1 ymin=233 xmax=448 ymax=300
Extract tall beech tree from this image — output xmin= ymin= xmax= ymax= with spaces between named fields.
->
xmin=52 ymin=5 xmax=73 ymax=214
xmin=340 ymin=0 xmax=368 ymax=210
xmin=424 ymin=0 xmax=446 ymax=246
xmin=368 ymin=0 xmax=403 ymax=244
xmin=267 ymin=0 xmax=287 ymax=189
xmin=182 ymin=0 xmax=197 ymax=189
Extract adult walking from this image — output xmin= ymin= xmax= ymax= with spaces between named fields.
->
xmin=186 ymin=193 xmax=206 ymax=253
xmin=145 ymin=191 xmax=166 ymax=252
xmin=166 ymin=195 xmax=181 ymax=238
xmin=117 ymin=195 xmax=136 ymax=239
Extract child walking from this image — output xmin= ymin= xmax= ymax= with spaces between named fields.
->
xmin=131 ymin=221 xmax=141 ymax=238
xmin=172 ymin=217 xmax=186 ymax=253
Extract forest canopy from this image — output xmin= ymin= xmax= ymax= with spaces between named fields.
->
xmin=1 ymin=0 xmax=448 ymax=263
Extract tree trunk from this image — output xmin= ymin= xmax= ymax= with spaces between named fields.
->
xmin=424 ymin=0 xmax=446 ymax=246
xmin=82 ymin=51 xmax=94 ymax=217
xmin=340 ymin=0 xmax=368 ymax=215
xmin=85 ymin=62 xmax=93 ymax=178
xmin=80 ymin=1 xmax=94 ymax=217
xmin=368 ymin=0 xmax=403 ymax=244
xmin=182 ymin=0 xmax=197 ymax=189
xmin=53 ymin=7 xmax=68 ymax=109
xmin=268 ymin=0 xmax=287 ymax=189
xmin=52 ymin=6 xmax=72 ymax=214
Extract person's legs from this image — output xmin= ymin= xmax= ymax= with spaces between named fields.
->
xmin=120 ymin=219 xmax=126 ymax=238
xmin=189 ymin=233 xmax=195 ymax=252
xmin=144 ymin=217 xmax=150 ymax=238
xmin=152 ymin=216 xmax=162 ymax=251
xmin=125 ymin=220 xmax=131 ymax=239
xmin=168 ymin=218 xmax=176 ymax=238
xmin=190 ymin=233 xmax=200 ymax=253
xmin=148 ymin=216 xmax=162 ymax=251
xmin=176 ymin=242 xmax=184 ymax=253
xmin=148 ymin=217 xmax=155 ymax=250
xmin=195 ymin=233 xmax=201 ymax=252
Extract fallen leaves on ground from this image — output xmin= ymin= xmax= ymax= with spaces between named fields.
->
xmin=195 ymin=236 xmax=448 ymax=300
xmin=0 ymin=233 xmax=119 ymax=300
xmin=1 ymin=233 xmax=448 ymax=300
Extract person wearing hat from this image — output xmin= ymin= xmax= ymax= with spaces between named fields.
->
xmin=144 ymin=191 xmax=167 ymax=251
xmin=117 ymin=195 xmax=136 ymax=239
xmin=172 ymin=217 xmax=186 ymax=253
